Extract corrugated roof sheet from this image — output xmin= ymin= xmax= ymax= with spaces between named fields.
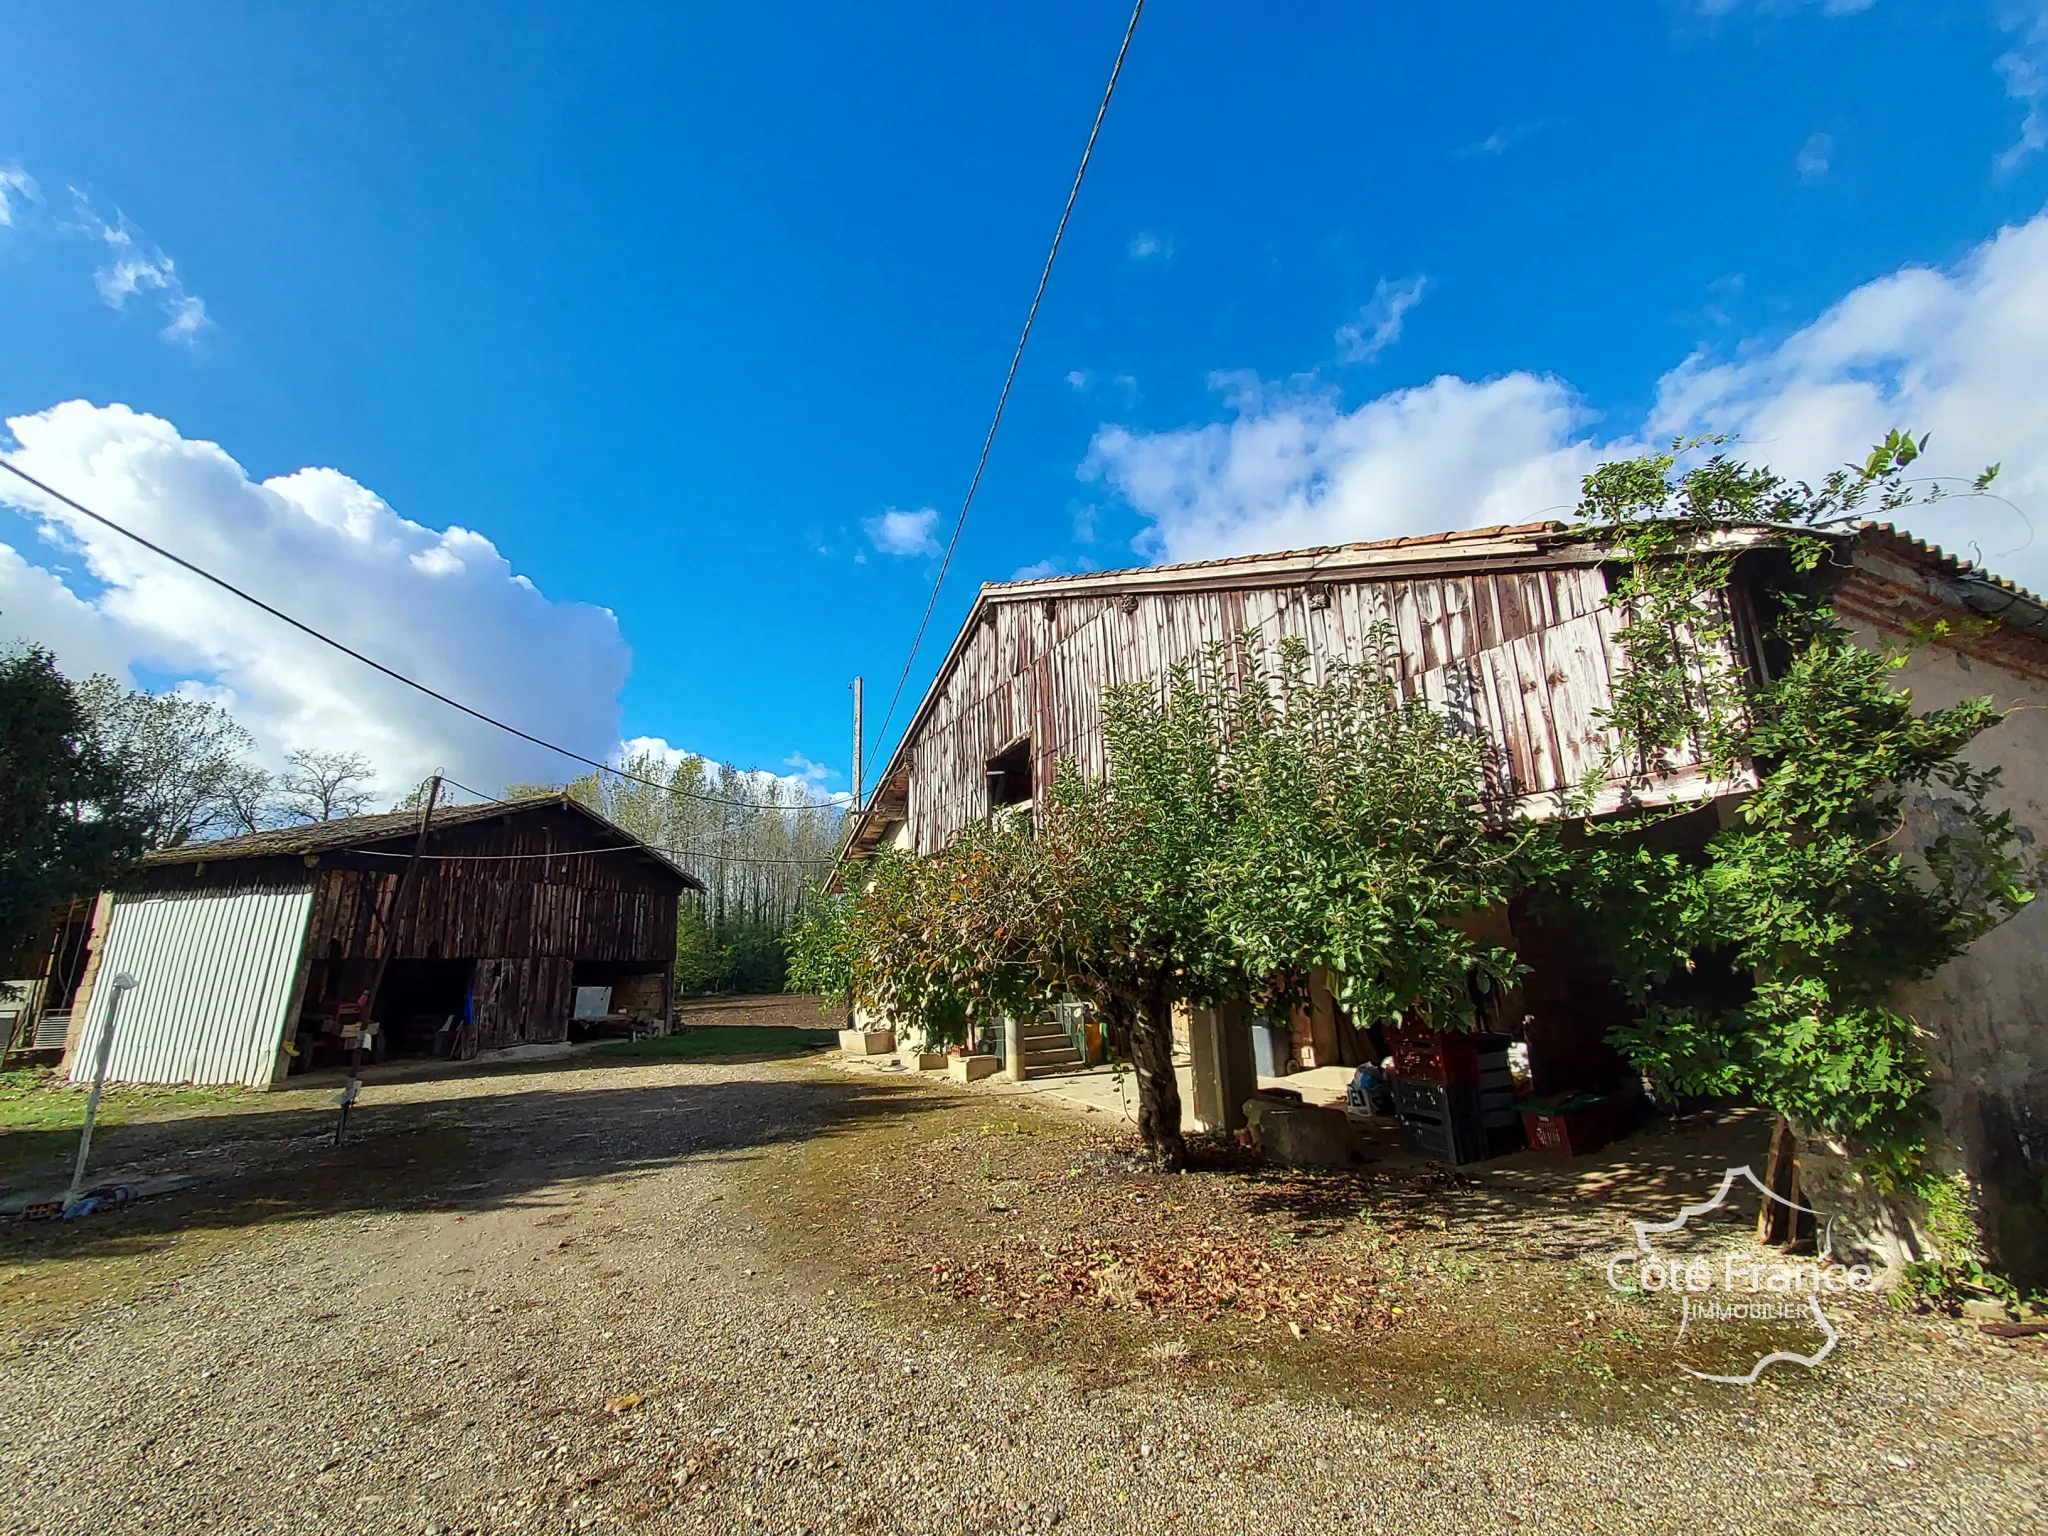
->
xmin=982 ymin=520 xmax=1573 ymax=594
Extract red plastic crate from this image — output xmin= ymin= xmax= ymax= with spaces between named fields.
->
xmin=1520 ymin=1097 xmax=1615 ymax=1157
xmin=1385 ymin=1026 xmax=1510 ymax=1086
xmin=1385 ymin=1025 xmax=1471 ymax=1084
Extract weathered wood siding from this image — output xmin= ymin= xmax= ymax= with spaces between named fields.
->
xmin=902 ymin=557 xmax=1731 ymax=857
xmin=302 ymin=806 xmax=678 ymax=1047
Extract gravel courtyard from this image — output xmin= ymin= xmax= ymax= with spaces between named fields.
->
xmin=2 ymin=996 xmax=2043 ymax=1536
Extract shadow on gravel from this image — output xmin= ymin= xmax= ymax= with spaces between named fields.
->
xmin=1224 ymin=1109 xmax=1776 ymax=1248
xmin=0 ymin=1068 xmax=945 ymax=1264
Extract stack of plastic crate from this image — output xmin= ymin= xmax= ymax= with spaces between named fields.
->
xmin=1385 ymin=1027 xmax=1524 ymax=1163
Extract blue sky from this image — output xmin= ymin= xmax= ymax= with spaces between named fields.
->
xmin=3 ymin=1 xmax=2047 ymax=800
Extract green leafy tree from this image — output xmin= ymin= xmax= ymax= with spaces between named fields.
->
xmin=0 ymin=645 xmax=149 ymax=975
xmin=1208 ymin=630 xmax=1537 ymax=1031
xmin=74 ymin=675 xmax=272 ymax=846
xmin=783 ymin=885 xmax=853 ymax=1006
xmin=835 ymin=638 xmax=1538 ymax=1168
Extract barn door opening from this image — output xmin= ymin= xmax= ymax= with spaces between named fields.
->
xmin=374 ymin=958 xmax=477 ymax=1057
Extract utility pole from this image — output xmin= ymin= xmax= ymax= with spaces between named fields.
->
xmin=850 ymin=676 xmax=864 ymax=815
xmin=336 ymin=773 xmax=441 ymax=1145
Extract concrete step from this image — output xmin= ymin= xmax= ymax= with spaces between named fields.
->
xmin=1024 ymin=1045 xmax=1084 ymax=1069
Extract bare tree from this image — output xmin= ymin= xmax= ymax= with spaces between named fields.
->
xmin=278 ymin=748 xmax=377 ymax=822
xmin=219 ymin=762 xmax=276 ymax=834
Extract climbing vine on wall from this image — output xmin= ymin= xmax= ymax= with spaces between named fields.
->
xmin=1565 ymin=432 xmax=2037 ymax=1180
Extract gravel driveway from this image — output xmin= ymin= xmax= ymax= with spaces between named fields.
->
xmin=1 ymin=1017 xmax=2043 ymax=1535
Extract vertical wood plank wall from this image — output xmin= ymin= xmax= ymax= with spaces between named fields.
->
xmin=301 ymin=809 xmax=679 ymax=1049
xmin=901 ymin=559 xmax=1698 ymax=857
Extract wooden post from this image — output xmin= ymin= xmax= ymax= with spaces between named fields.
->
xmin=335 ymin=776 xmax=441 ymax=1145
xmin=851 ymin=676 xmax=863 ymax=819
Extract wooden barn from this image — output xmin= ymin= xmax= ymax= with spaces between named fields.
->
xmin=60 ymin=795 xmax=698 ymax=1089
xmin=840 ymin=520 xmax=1748 ymax=869
xmin=836 ymin=520 xmax=2048 ymax=1279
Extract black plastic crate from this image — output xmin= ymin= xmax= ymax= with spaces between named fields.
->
xmin=1391 ymin=1076 xmax=1491 ymax=1164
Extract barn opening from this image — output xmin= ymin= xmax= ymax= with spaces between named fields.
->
xmin=986 ymin=737 xmax=1033 ymax=815
xmin=373 ymin=956 xmax=478 ymax=1057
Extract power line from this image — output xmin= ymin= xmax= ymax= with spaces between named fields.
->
xmin=355 ymin=843 xmax=833 ymax=868
xmin=430 ymin=777 xmax=836 ymax=868
xmin=855 ymin=0 xmax=1148 ymax=809
xmin=0 ymin=457 xmax=838 ymax=814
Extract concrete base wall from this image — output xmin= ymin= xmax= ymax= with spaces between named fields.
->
xmin=1859 ymin=631 xmax=2048 ymax=1284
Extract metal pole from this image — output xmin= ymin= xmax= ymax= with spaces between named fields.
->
xmin=851 ymin=676 xmax=863 ymax=817
xmin=65 ymin=971 xmax=139 ymax=1212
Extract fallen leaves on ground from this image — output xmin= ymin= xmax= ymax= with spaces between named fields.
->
xmin=916 ymin=1226 xmax=1398 ymax=1333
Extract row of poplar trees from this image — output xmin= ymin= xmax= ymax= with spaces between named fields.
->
xmin=511 ymin=748 xmax=842 ymax=995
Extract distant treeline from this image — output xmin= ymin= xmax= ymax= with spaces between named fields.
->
xmin=2 ymin=642 xmax=392 ymax=978
xmin=509 ymin=748 xmax=843 ymax=997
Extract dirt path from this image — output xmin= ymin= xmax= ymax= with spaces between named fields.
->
xmin=1 ymin=1014 xmax=2042 ymax=1534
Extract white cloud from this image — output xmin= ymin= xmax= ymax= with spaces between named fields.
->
xmin=0 ymin=163 xmax=40 ymax=226
xmin=1086 ymin=207 xmax=2048 ymax=596
xmin=1998 ymin=7 xmax=2048 ymax=172
xmin=1335 ymin=276 xmax=1429 ymax=363
xmin=1087 ymin=371 xmax=1592 ymax=565
xmin=0 ymin=400 xmax=633 ymax=801
xmin=1796 ymin=131 xmax=1833 ymax=181
xmin=1452 ymin=120 xmax=1555 ymax=159
xmin=1693 ymin=0 xmax=1873 ymax=14
xmin=77 ymin=203 xmax=211 ymax=346
xmin=1010 ymin=559 xmax=1064 ymax=581
xmin=863 ymin=505 xmax=942 ymax=558
xmin=1066 ymin=369 xmax=1093 ymax=390
xmin=620 ymin=737 xmax=849 ymax=806
xmin=0 ymin=171 xmax=211 ymax=346
xmin=1128 ymin=231 xmax=1173 ymax=262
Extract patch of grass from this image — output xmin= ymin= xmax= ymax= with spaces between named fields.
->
xmin=593 ymin=1026 xmax=837 ymax=1061
xmin=0 ymin=1067 xmax=239 ymax=1134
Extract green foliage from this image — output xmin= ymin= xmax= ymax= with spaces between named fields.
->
xmin=1567 ymin=436 xmax=2037 ymax=1177
xmin=0 ymin=645 xmax=150 ymax=974
xmin=0 ymin=1066 xmax=236 ymax=1137
xmin=674 ymin=899 xmax=790 ymax=996
xmin=73 ymin=674 xmax=276 ymax=845
xmin=782 ymin=885 xmax=853 ymax=1006
xmin=832 ymin=837 xmax=1025 ymax=1048
xmin=831 ymin=632 xmax=1542 ymax=1164
xmin=1206 ymin=630 xmax=1538 ymax=1029
xmin=1893 ymin=1257 xmax=2022 ymax=1314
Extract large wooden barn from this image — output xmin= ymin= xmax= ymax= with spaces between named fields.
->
xmin=59 ymin=795 xmax=698 ymax=1089
xmin=837 ymin=519 xmax=2048 ymax=1281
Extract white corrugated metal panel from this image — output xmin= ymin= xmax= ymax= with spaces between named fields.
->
xmin=70 ymin=885 xmax=314 ymax=1088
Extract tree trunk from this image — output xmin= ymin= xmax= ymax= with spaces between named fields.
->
xmin=1129 ymin=984 xmax=1186 ymax=1171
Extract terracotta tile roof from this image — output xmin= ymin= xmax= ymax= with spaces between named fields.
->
xmin=1855 ymin=521 xmax=2047 ymax=613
